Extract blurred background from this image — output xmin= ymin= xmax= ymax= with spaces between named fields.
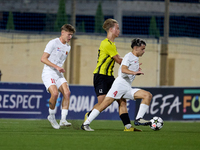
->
xmin=0 ymin=0 xmax=200 ymax=86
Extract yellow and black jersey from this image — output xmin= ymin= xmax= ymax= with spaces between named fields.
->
xmin=93 ymin=38 xmax=119 ymax=76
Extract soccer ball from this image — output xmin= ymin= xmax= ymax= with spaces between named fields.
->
xmin=150 ymin=116 xmax=164 ymax=131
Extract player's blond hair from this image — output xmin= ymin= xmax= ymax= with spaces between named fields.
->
xmin=61 ymin=24 xmax=76 ymax=33
xmin=102 ymin=19 xmax=118 ymax=32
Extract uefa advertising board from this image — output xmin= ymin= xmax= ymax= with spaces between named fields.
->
xmin=0 ymin=82 xmax=200 ymax=121
xmin=136 ymin=87 xmax=200 ymax=120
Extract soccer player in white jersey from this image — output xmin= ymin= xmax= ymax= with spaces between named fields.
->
xmin=81 ymin=38 xmax=152 ymax=131
xmin=41 ymin=24 xmax=76 ymax=129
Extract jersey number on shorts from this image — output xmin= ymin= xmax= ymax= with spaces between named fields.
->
xmin=51 ymin=78 xmax=56 ymax=83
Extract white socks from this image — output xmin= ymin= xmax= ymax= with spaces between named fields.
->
xmin=83 ymin=109 xmax=100 ymax=125
xmin=49 ymin=108 xmax=56 ymax=116
xmin=136 ymin=104 xmax=149 ymax=120
xmin=49 ymin=108 xmax=68 ymax=121
xmin=61 ymin=109 xmax=68 ymax=120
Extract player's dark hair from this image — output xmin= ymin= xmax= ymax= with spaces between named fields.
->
xmin=131 ymin=38 xmax=146 ymax=49
xmin=61 ymin=24 xmax=76 ymax=33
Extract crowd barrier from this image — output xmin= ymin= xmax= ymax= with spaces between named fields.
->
xmin=0 ymin=82 xmax=199 ymax=121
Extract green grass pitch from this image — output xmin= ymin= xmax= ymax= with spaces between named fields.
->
xmin=0 ymin=119 xmax=200 ymax=150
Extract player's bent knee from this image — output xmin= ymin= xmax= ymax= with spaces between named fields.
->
xmin=51 ymin=91 xmax=59 ymax=99
xmin=97 ymin=97 xmax=105 ymax=104
xmin=147 ymin=92 xmax=152 ymax=100
xmin=141 ymin=91 xmax=152 ymax=104
xmin=144 ymin=91 xmax=152 ymax=99
xmin=145 ymin=92 xmax=152 ymax=104
xmin=118 ymin=100 xmax=127 ymax=107
xmin=63 ymin=90 xmax=71 ymax=98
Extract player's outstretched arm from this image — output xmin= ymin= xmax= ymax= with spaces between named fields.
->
xmin=41 ymin=52 xmax=65 ymax=73
xmin=113 ymin=54 xmax=123 ymax=65
xmin=121 ymin=65 xmax=144 ymax=75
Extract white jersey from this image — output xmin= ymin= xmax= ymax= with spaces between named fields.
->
xmin=106 ymin=52 xmax=140 ymax=100
xmin=118 ymin=52 xmax=139 ymax=85
xmin=42 ymin=38 xmax=71 ymax=73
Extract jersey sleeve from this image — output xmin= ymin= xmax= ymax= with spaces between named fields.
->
xmin=121 ymin=54 xmax=130 ymax=67
xmin=105 ymin=43 xmax=119 ymax=58
xmin=44 ymin=40 xmax=54 ymax=54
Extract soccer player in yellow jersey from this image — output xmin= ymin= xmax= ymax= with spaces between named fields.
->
xmin=93 ymin=38 xmax=119 ymax=76
xmin=83 ymin=19 xmax=139 ymax=131
xmin=82 ymin=38 xmax=151 ymax=131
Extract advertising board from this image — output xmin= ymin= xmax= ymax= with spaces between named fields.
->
xmin=1 ymin=82 xmax=199 ymax=120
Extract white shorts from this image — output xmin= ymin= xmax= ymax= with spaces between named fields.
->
xmin=42 ymin=70 xmax=67 ymax=92
xmin=106 ymin=77 xmax=140 ymax=100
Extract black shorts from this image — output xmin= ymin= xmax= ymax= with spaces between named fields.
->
xmin=93 ymin=73 xmax=115 ymax=97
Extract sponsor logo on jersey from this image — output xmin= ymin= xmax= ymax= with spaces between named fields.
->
xmin=66 ymin=51 xmax=68 ymax=55
xmin=57 ymin=47 xmax=61 ymax=52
